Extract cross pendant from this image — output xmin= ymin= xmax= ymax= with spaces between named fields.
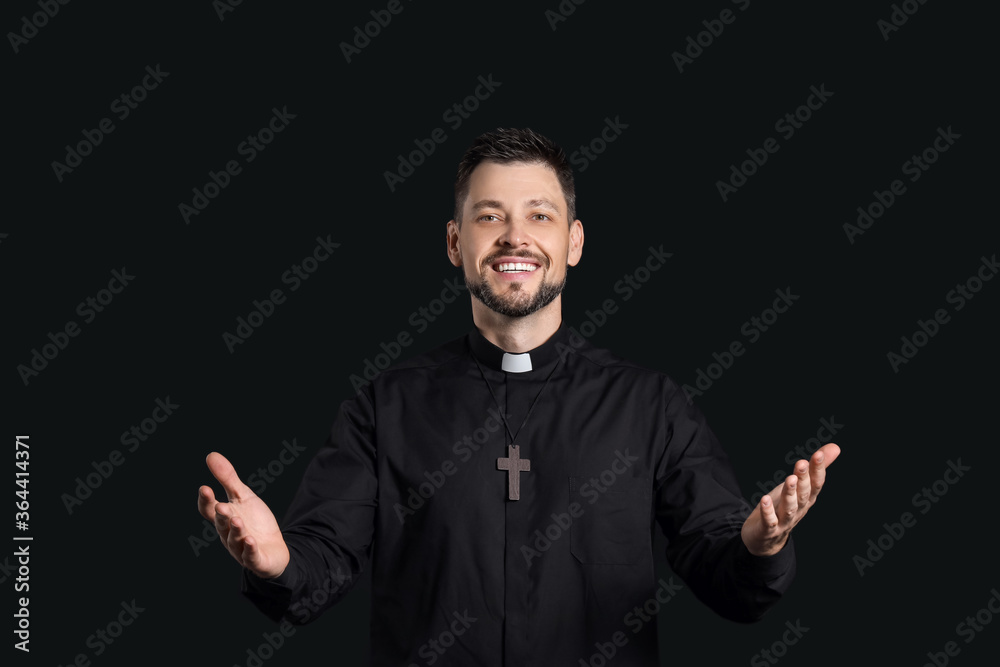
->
xmin=497 ymin=444 xmax=531 ymax=501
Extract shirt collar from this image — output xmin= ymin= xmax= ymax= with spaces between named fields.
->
xmin=467 ymin=321 xmax=570 ymax=374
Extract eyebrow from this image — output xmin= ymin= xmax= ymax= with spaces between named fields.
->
xmin=470 ymin=198 xmax=562 ymax=214
xmin=525 ymin=199 xmax=562 ymax=214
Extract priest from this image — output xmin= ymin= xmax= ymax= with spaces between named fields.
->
xmin=197 ymin=127 xmax=840 ymax=666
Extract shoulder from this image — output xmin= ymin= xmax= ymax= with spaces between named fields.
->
xmin=559 ymin=330 xmax=686 ymax=400
xmin=366 ymin=331 xmax=468 ymax=385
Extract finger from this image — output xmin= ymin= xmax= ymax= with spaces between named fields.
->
xmin=214 ymin=501 xmax=233 ymax=542
xmin=229 ymin=515 xmax=245 ymax=541
xmin=226 ymin=520 xmax=248 ymax=561
xmin=760 ymin=495 xmax=779 ymax=530
xmin=780 ymin=474 xmax=799 ymax=525
xmin=809 ymin=443 xmax=841 ymax=502
xmin=795 ymin=459 xmax=811 ymax=508
xmin=206 ymin=452 xmax=250 ymax=502
xmin=197 ymin=485 xmax=218 ymax=521
xmin=242 ymin=536 xmax=262 ymax=571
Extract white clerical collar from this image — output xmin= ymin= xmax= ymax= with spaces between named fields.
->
xmin=501 ymin=352 xmax=533 ymax=373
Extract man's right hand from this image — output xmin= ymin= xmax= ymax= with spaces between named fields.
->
xmin=197 ymin=451 xmax=290 ymax=579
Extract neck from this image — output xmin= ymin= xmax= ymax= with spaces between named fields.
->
xmin=471 ymin=296 xmax=563 ymax=353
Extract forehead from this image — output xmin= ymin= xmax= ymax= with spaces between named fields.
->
xmin=465 ymin=161 xmax=565 ymax=212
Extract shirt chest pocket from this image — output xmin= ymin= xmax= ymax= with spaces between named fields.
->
xmin=569 ymin=476 xmax=651 ymax=565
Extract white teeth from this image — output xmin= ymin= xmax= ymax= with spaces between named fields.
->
xmin=496 ymin=262 xmax=538 ymax=273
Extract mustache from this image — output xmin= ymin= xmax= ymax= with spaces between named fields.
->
xmin=481 ymin=252 xmax=548 ymax=269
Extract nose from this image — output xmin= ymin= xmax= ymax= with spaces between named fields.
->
xmin=498 ymin=217 xmax=530 ymax=247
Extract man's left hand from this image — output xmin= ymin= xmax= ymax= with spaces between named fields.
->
xmin=741 ymin=443 xmax=841 ymax=557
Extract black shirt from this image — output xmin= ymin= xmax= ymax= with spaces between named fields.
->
xmin=242 ymin=322 xmax=795 ymax=665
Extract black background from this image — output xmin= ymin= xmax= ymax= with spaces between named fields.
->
xmin=4 ymin=0 xmax=997 ymax=665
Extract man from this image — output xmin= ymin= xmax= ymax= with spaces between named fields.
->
xmin=197 ymin=128 xmax=840 ymax=665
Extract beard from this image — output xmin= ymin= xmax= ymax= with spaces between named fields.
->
xmin=465 ymin=262 xmax=568 ymax=318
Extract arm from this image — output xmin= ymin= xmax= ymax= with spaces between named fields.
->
xmin=242 ymin=388 xmax=378 ymax=624
xmin=653 ymin=379 xmax=797 ymax=622
xmin=198 ymin=387 xmax=378 ymax=624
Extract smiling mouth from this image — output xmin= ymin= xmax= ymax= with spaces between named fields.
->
xmin=492 ymin=261 xmax=540 ymax=274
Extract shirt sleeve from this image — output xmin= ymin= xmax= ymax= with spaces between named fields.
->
xmin=241 ymin=386 xmax=378 ymax=624
xmin=653 ymin=376 xmax=796 ymax=623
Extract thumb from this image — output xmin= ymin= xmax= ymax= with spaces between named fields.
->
xmin=206 ymin=451 xmax=251 ymax=501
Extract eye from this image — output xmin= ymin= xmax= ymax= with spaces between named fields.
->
xmin=478 ymin=214 xmax=500 ymax=222
xmin=532 ymin=214 xmax=551 ymax=221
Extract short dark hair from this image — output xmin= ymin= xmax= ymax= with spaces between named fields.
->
xmin=453 ymin=127 xmax=576 ymax=225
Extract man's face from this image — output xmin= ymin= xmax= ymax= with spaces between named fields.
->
xmin=447 ymin=161 xmax=584 ymax=319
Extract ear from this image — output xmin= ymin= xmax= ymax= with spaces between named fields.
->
xmin=446 ymin=219 xmax=463 ymax=267
xmin=567 ymin=219 xmax=584 ymax=267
